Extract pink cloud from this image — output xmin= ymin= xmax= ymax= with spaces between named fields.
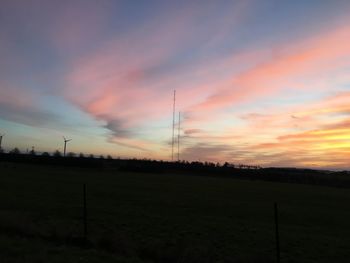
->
xmin=58 ymin=3 xmax=350 ymax=166
xmin=190 ymin=24 xmax=350 ymax=112
xmin=61 ymin=2 xmax=251 ymax=148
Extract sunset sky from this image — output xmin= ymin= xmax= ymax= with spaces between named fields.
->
xmin=1 ymin=0 xmax=350 ymax=169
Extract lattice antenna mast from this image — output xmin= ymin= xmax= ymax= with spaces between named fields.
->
xmin=171 ymin=90 xmax=176 ymax=161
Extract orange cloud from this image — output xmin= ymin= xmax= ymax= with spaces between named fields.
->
xmin=181 ymin=88 xmax=350 ymax=168
xmin=60 ymin=5 xmax=350 ymax=166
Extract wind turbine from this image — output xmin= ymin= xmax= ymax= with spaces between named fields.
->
xmin=0 ymin=133 xmax=4 ymax=152
xmin=63 ymin=136 xmax=72 ymax=157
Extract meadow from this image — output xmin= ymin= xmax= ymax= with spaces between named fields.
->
xmin=0 ymin=162 xmax=350 ymax=262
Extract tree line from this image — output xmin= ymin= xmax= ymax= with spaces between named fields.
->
xmin=0 ymin=150 xmax=349 ymax=188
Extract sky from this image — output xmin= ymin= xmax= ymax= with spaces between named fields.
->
xmin=1 ymin=0 xmax=350 ymax=169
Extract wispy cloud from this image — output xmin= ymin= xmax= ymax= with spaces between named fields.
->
xmin=1 ymin=0 xmax=350 ymax=167
xmin=62 ymin=1 xmax=250 ymax=151
xmin=189 ymin=25 xmax=350 ymax=113
xmin=181 ymin=143 xmax=235 ymax=162
xmin=0 ymin=82 xmax=60 ymax=127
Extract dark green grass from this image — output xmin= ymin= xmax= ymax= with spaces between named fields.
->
xmin=0 ymin=162 xmax=350 ymax=262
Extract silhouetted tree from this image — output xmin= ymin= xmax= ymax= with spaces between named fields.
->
xmin=89 ymin=154 xmax=94 ymax=158
xmin=107 ymin=155 xmax=113 ymax=160
xmin=9 ymin=147 xmax=20 ymax=154
xmin=53 ymin=150 xmax=62 ymax=157
xmin=29 ymin=147 xmax=36 ymax=155
xmin=42 ymin=152 xmax=50 ymax=157
xmin=67 ymin=152 xmax=76 ymax=157
xmin=79 ymin=152 xmax=85 ymax=158
xmin=100 ymin=155 xmax=104 ymax=159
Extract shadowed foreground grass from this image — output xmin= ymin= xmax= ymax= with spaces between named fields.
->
xmin=0 ymin=162 xmax=349 ymax=262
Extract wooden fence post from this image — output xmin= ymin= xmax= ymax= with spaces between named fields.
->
xmin=83 ymin=183 xmax=87 ymax=241
xmin=274 ymin=202 xmax=280 ymax=263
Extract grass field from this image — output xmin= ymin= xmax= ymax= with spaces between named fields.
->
xmin=0 ymin=162 xmax=350 ymax=262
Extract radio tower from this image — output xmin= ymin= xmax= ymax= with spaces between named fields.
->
xmin=171 ymin=90 xmax=176 ymax=161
